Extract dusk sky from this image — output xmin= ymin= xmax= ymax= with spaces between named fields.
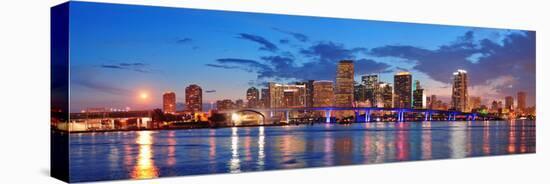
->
xmin=68 ymin=2 xmax=536 ymax=112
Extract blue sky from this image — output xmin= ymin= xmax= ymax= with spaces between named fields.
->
xmin=67 ymin=1 xmax=536 ymax=112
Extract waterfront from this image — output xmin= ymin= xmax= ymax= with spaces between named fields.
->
xmin=68 ymin=120 xmax=535 ymax=182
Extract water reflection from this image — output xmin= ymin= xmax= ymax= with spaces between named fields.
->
xmin=450 ymin=122 xmax=467 ymax=158
xmin=131 ymin=131 xmax=158 ymax=179
xmin=229 ymin=127 xmax=241 ymax=173
xmin=421 ymin=121 xmax=432 ymax=159
xmin=68 ymin=121 xmax=536 ymax=182
xmin=257 ymin=126 xmax=265 ymax=170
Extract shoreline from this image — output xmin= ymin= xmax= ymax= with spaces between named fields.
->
xmin=54 ymin=119 xmax=535 ymax=134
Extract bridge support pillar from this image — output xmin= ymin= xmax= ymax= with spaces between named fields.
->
xmin=325 ymin=109 xmax=331 ymax=123
xmin=453 ymin=113 xmax=457 ymax=121
xmin=285 ymin=110 xmax=290 ymax=123
xmin=354 ymin=110 xmax=359 ymax=123
xmin=365 ymin=109 xmax=371 ymax=122
xmin=424 ymin=111 xmax=430 ymax=121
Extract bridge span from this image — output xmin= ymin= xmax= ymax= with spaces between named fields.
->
xmin=219 ymin=107 xmax=479 ymax=124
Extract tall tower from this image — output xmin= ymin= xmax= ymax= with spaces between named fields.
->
xmin=505 ymin=96 xmax=514 ymax=111
xmin=246 ymin=87 xmax=260 ymax=108
xmin=335 ymin=60 xmax=354 ymax=107
xmin=393 ymin=72 xmax=412 ymax=108
xmin=362 ymin=74 xmax=379 ymax=106
xmin=517 ymin=91 xmax=526 ymax=113
xmin=451 ymin=69 xmax=468 ymax=112
xmin=313 ymin=80 xmax=335 ymax=107
xmin=413 ymin=80 xmax=425 ymax=109
xmin=185 ymin=84 xmax=202 ymax=112
xmin=162 ymin=91 xmax=176 ymax=114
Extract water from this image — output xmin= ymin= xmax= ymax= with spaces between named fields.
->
xmin=68 ymin=120 xmax=535 ymax=182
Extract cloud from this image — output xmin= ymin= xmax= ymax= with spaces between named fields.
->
xmin=75 ymin=79 xmax=132 ymax=95
xmin=175 ymin=38 xmax=193 ymax=44
xmin=99 ymin=62 xmax=152 ymax=73
xmin=369 ymin=30 xmax=535 ymax=102
xmin=236 ymin=33 xmax=278 ymax=52
xmin=300 ymin=41 xmax=366 ymax=63
xmin=273 ymin=28 xmax=309 ymax=42
xmin=208 ymin=55 xmax=391 ymax=81
xmin=205 ymin=64 xmax=239 ymax=69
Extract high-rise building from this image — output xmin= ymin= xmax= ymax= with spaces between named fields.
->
xmin=413 ymin=80 xmax=425 ymax=109
xmin=469 ymin=96 xmax=481 ymax=110
xmin=162 ymin=91 xmax=176 ymax=114
xmin=429 ymin=95 xmax=437 ymax=109
xmin=261 ymin=88 xmax=270 ymax=108
xmin=268 ymin=82 xmax=307 ymax=108
xmin=313 ymin=80 xmax=334 ymax=107
xmin=246 ymin=87 xmax=260 ymax=108
xmin=393 ymin=72 xmax=412 ymax=108
xmin=451 ymin=69 xmax=468 ymax=112
xmin=517 ymin=91 xmax=526 ymax=113
xmin=354 ymin=82 xmax=366 ymax=104
xmin=185 ymin=84 xmax=202 ymax=112
xmin=362 ymin=74 xmax=379 ymax=106
xmin=335 ymin=60 xmax=354 ymax=107
xmin=235 ymin=99 xmax=245 ymax=109
xmin=380 ymin=82 xmax=393 ymax=108
xmin=216 ymin=99 xmax=234 ymax=111
xmin=505 ymin=96 xmax=514 ymax=111
xmin=296 ymin=80 xmax=315 ymax=107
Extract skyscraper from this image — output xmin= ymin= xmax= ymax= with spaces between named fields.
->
xmin=261 ymin=88 xmax=270 ymax=108
xmin=185 ymin=84 xmax=202 ymax=112
xmin=354 ymin=82 xmax=366 ymax=103
xmin=313 ymin=80 xmax=334 ymax=107
xmin=413 ymin=80 xmax=425 ymax=109
xmin=362 ymin=74 xmax=379 ymax=106
xmin=162 ymin=91 xmax=176 ymax=114
xmin=469 ymin=96 xmax=481 ymax=110
xmin=393 ymin=71 xmax=412 ymax=108
xmin=505 ymin=96 xmax=514 ymax=111
xmin=268 ymin=82 xmax=307 ymax=108
xmin=451 ymin=69 xmax=468 ymax=112
xmin=335 ymin=60 xmax=354 ymax=107
xmin=296 ymin=80 xmax=315 ymax=107
xmin=216 ymin=99 xmax=234 ymax=111
xmin=380 ymin=82 xmax=393 ymax=108
xmin=246 ymin=87 xmax=260 ymax=108
xmin=517 ymin=91 xmax=526 ymax=113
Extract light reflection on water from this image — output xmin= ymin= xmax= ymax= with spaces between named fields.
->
xmin=68 ymin=120 xmax=536 ymax=182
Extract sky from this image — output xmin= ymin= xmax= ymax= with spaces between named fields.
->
xmin=67 ymin=1 xmax=536 ymax=112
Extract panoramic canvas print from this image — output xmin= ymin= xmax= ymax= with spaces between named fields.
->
xmin=51 ymin=1 xmax=536 ymax=183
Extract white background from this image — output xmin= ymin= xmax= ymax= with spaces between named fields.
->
xmin=0 ymin=0 xmax=548 ymax=183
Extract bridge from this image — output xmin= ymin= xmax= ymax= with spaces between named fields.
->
xmin=219 ymin=107 xmax=479 ymax=124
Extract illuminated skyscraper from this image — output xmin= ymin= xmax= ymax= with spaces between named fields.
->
xmin=380 ymin=82 xmax=393 ymax=108
xmin=296 ymin=80 xmax=315 ymax=107
xmin=469 ymin=96 xmax=481 ymax=110
xmin=451 ymin=69 xmax=468 ymax=112
xmin=268 ymin=82 xmax=307 ymax=108
xmin=362 ymin=74 xmax=379 ymax=106
xmin=185 ymin=84 xmax=202 ymax=112
xmin=216 ymin=99 xmax=234 ymax=111
xmin=505 ymin=96 xmax=514 ymax=111
xmin=335 ymin=60 xmax=354 ymax=107
xmin=162 ymin=91 xmax=176 ymax=114
xmin=246 ymin=87 xmax=260 ymax=108
xmin=313 ymin=80 xmax=334 ymax=107
xmin=517 ymin=91 xmax=526 ymax=113
xmin=261 ymin=88 xmax=269 ymax=108
xmin=393 ymin=71 xmax=412 ymax=108
xmin=413 ymin=80 xmax=425 ymax=109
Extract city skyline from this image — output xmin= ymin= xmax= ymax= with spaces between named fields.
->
xmin=68 ymin=2 xmax=535 ymax=112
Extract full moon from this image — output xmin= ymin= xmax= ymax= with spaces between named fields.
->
xmin=139 ymin=92 xmax=149 ymax=100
